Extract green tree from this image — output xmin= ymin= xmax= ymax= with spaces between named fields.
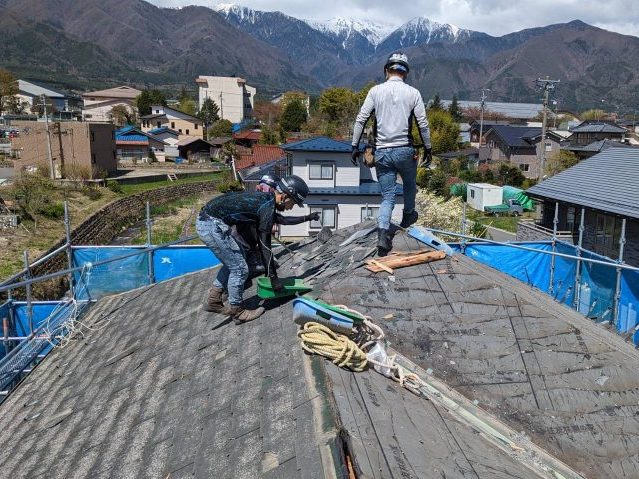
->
xmin=260 ymin=125 xmax=280 ymax=144
xmin=178 ymin=97 xmax=197 ymax=116
xmin=448 ymin=95 xmax=463 ymax=122
xmin=497 ymin=163 xmax=525 ymax=187
xmin=430 ymin=93 xmax=443 ymax=111
xmin=0 ymin=69 xmax=18 ymax=116
xmin=136 ymin=89 xmax=167 ymax=116
xmin=319 ymin=87 xmax=357 ymax=123
xmin=426 ymin=168 xmax=449 ymax=197
xmin=545 ymin=150 xmax=579 ymax=176
xmin=280 ymin=99 xmax=307 ymax=132
xmin=413 ymin=109 xmax=460 ymax=153
xmin=357 ymin=81 xmax=376 ymax=105
xmin=208 ymin=119 xmax=233 ymax=138
xmin=197 ymin=97 xmax=220 ymax=138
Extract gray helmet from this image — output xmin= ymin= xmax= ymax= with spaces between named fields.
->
xmin=385 ymin=52 xmax=410 ymax=73
xmin=259 ymin=173 xmax=280 ymax=189
xmin=276 ymin=175 xmax=309 ymax=206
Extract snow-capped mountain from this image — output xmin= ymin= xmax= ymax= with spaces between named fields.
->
xmin=377 ymin=16 xmax=478 ymax=53
xmin=307 ymin=17 xmax=397 ymax=47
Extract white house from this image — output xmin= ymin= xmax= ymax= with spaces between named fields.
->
xmin=82 ymin=85 xmax=141 ymax=122
xmin=279 ymin=137 xmax=404 ymax=238
xmin=467 ymin=183 xmax=503 ymax=211
xmin=140 ymin=105 xmax=203 ymax=140
xmin=195 ymin=76 xmax=256 ymax=124
xmin=16 ymin=80 xmax=66 ymax=112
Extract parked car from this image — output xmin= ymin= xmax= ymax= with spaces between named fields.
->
xmin=484 ymin=199 xmax=524 ymax=216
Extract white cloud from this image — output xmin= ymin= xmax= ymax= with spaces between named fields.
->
xmin=148 ymin=0 xmax=639 ymax=37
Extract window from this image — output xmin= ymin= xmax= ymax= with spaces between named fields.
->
xmin=171 ymin=122 xmax=175 ymax=129
xmin=566 ymin=207 xmax=576 ymax=232
xmin=179 ymin=129 xmax=183 ymax=133
xmin=595 ymin=213 xmax=620 ymax=256
xmin=309 ymin=162 xmax=333 ymax=180
xmin=194 ymin=124 xmax=199 ymax=130
xmin=186 ymin=129 xmax=190 ymax=135
xmin=545 ymin=141 xmax=552 ymax=152
xmin=155 ymin=109 xmax=160 ymax=114
xmin=519 ymin=164 xmax=530 ymax=172
xmin=470 ymin=189 xmax=475 ymax=199
xmin=361 ymin=206 xmax=379 ymax=222
xmin=156 ymin=122 xmax=161 ymax=128
xmin=309 ymin=206 xmax=336 ymax=229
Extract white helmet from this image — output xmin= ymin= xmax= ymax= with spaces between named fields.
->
xmin=385 ymin=52 xmax=410 ymax=73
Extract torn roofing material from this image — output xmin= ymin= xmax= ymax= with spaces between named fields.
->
xmin=1 ymin=222 xmax=639 ymax=478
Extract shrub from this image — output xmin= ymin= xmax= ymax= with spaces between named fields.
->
xmin=107 ymin=180 xmax=123 ymax=193
xmin=81 ymin=186 xmax=102 ymax=200
xmin=36 ymin=201 xmax=65 ymax=219
xmin=416 ymin=168 xmax=429 ymax=188
xmin=218 ymin=179 xmax=244 ymax=193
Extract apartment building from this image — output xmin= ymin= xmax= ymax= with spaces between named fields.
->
xmin=195 ymin=76 xmax=256 ymax=124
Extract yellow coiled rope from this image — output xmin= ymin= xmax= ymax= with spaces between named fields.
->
xmin=297 ymin=322 xmax=368 ymax=372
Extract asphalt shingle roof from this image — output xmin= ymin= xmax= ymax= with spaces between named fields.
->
xmin=488 ymin=125 xmax=541 ymax=148
xmin=570 ymin=122 xmax=627 ymax=133
xmin=528 ymin=147 xmax=639 ymax=218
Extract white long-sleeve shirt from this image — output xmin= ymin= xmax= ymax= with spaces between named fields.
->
xmin=352 ymin=76 xmax=431 ymax=149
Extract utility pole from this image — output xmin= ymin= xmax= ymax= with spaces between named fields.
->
xmin=536 ymin=77 xmax=560 ymax=181
xmin=478 ymin=89 xmax=490 ymax=148
xmin=40 ymin=94 xmax=55 ymax=179
xmin=219 ymin=92 xmax=224 ymax=121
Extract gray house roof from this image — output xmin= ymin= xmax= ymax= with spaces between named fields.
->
xmin=569 ymin=121 xmax=627 ymax=133
xmin=442 ymin=100 xmax=546 ymax=119
xmin=527 ymin=148 xmax=639 ymax=219
xmin=18 ymin=80 xmax=65 ymax=99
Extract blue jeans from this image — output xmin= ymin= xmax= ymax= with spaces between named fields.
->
xmin=374 ymin=146 xmax=417 ymax=230
xmin=196 ymin=217 xmax=248 ymax=305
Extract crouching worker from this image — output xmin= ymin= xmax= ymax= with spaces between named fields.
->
xmin=196 ymin=175 xmax=309 ymax=324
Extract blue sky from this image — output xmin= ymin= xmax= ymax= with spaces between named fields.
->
xmin=148 ymin=0 xmax=639 ymax=37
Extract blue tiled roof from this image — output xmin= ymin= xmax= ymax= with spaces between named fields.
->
xmin=282 ymin=136 xmax=363 ymax=153
xmin=308 ymin=182 xmax=403 ymax=196
xmin=115 ymin=126 xmax=138 ymax=135
xmin=148 ymin=127 xmax=178 ymax=135
xmin=116 ymin=134 xmax=149 ymax=143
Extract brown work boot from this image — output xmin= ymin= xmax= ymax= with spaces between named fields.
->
xmin=203 ymin=286 xmax=230 ymax=314
xmin=228 ymin=304 xmax=265 ymax=324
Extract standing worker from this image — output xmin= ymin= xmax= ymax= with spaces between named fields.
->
xmin=196 ymin=175 xmax=309 ymax=323
xmin=351 ymin=52 xmax=432 ymax=256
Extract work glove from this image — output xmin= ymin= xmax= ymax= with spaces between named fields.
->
xmin=422 ymin=147 xmax=433 ymax=169
xmin=306 ymin=212 xmax=321 ymax=222
xmin=270 ymin=276 xmax=285 ymax=293
xmin=351 ymin=146 xmax=360 ymax=166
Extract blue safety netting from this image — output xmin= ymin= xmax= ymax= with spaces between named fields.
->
xmin=441 ymin=240 xmax=639 ymax=343
xmin=153 ymin=246 xmax=220 ymax=282
xmin=72 ymin=246 xmax=220 ymax=300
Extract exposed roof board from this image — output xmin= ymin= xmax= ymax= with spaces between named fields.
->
xmin=282 ymin=136 xmax=356 ymax=153
xmin=527 ymin=147 xmax=639 ymax=218
xmin=2 ymin=223 xmax=639 ymax=476
xmin=443 ymin=99 xmax=546 ymax=119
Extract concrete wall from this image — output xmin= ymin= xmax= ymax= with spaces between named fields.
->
xmin=11 ymin=121 xmax=116 ymax=178
xmin=196 ymin=76 xmax=255 ymax=123
xmin=82 ymin=98 xmax=136 ymax=123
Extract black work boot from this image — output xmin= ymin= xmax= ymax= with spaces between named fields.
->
xmin=203 ymin=286 xmax=231 ymax=314
xmin=400 ymin=210 xmax=419 ymax=229
xmin=377 ymin=228 xmax=393 ymax=257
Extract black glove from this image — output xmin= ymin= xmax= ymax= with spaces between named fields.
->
xmin=306 ymin=212 xmax=321 ymax=222
xmin=270 ymin=276 xmax=285 ymax=293
xmin=423 ymin=147 xmax=433 ymax=169
xmin=351 ymin=146 xmax=360 ymax=166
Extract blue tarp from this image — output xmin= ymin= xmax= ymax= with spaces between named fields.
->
xmin=153 ymin=246 xmax=220 ymax=282
xmin=72 ymin=246 xmax=220 ymax=300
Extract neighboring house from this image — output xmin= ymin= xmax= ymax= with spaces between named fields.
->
xmin=147 ymin=127 xmax=179 ymax=144
xmin=16 ymin=80 xmax=78 ymax=118
xmin=480 ymin=125 xmax=563 ymax=178
xmin=235 ymin=144 xmax=286 ymax=171
xmin=437 ymin=147 xmax=480 ymax=167
xmin=567 ymin=121 xmax=626 ymax=146
xmin=444 ymin=100 xmax=548 ymax=121
xmin=10 ymin=120 xmax=116 ymax=178
xmin=233 ymin=129 xmax=261 ymax=148
xmin=195 ymin=76 xmax=256 ymax=124
xmin=469 ymin=120 xmax=514 ymax=145
xmin=278 ymin=136 xmax=404 ymax=238
xmin=115 ymin=126 xmax=167 ymax=162
xmin=522 ymin=148 xmax=639 ymax=266
xmin=140 ymin=105 xmax=203 ymax=139
xmin=562 ymin=139 xmax=639 ymax=160
xmin=176 ymin=137 xmax=215 ymax=163
xmin=238 ymin=158 xmax=288 ymax=192
xmin=82 ymin=86 xmax=141 ymax=123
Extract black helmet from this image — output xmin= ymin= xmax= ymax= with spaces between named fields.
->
xmin=259 ymin=173 xmax=280 ymax=189
xmin=276 ymin=175 xmax=309 ymax=206
xmin=385 ymin=52 xmax=410 ymax=74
